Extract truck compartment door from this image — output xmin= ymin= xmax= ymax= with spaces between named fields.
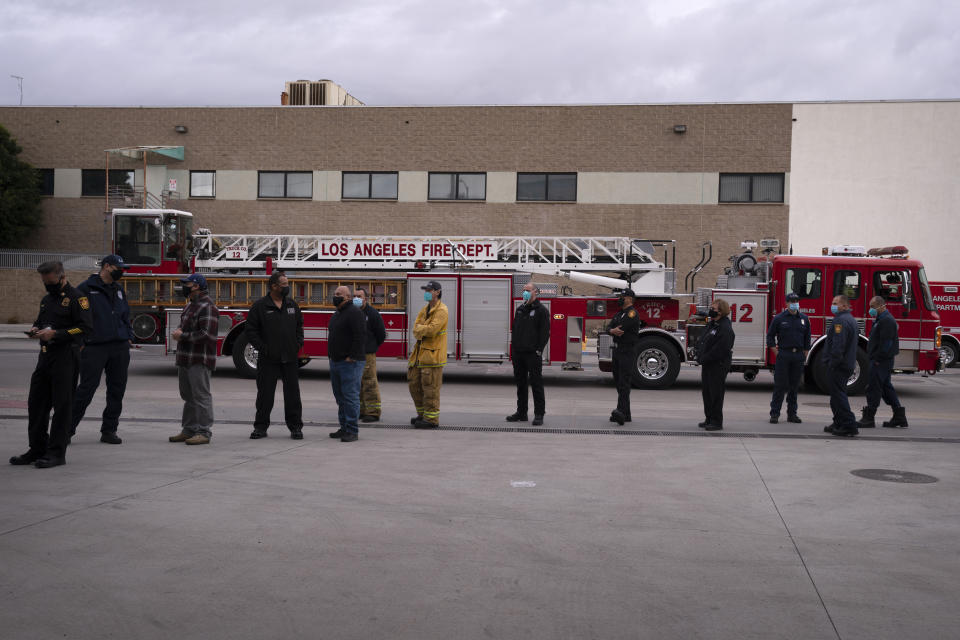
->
xmin=461 ymin=276 xmax=511 ymax=360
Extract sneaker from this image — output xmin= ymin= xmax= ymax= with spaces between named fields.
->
xmin=360 ymin=415 xmax=380 ymax=423
xmin=506 ymin=413 xmax=528 ymax=422
xmin=329 ymin=429 xmax=345 ymax=439
xmin=532 ymin=415 xmax=544 ymax=426
xmin=250 ymin=429 xmax=268 ymax=439
xmin=169 ymin=432 xmax=192 ymax=442
xmin=100 ymin=432 xmax=122 ymax=444
xmin=787 ymin=415 xmax=802 ymax=424
xmin=769 ymin=415 xmax=779 ymax=424
xmin=340 ymin=433 xmax=359 ymax=443
xmin=185 ymin=434 xmax=210 ymax=445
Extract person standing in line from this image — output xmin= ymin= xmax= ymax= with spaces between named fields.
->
xmin=823 ymin=295 xmax=859 ymax=437
xmin=697 ymin=298 xmax=735 ymax=431
xmin=766 ymin=292 xmax=811 ymax=424
xmin=70 ymin=255 xmax=134 ymax=445
xmin=169 ymin=274 xmax=219 ymax=445
xmin=506 ymin=282 xmax=550 ymax=426
xmin=857 ymin=295 xmax=908 ymax=429
xmin=327 ymin=285 xmax=366 ymax=442
xmin=608 ymin=288 xmax=643 ymax=426
xmin=10 ymin=261 xmax=93 ymax=468
xmin=409 ymin=281 xmax=448 ymax=429
xmin=356 ymin=287 xmax=387 ymax=423
xmin=246 ymin=271 xmax=304 ymax=440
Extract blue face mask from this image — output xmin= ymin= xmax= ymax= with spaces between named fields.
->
xmin=522 ymin=290 xmax=532 ymax=302
xmin=868 ymin=307 xmax=878 ymax=317
xmin=788 ymin=303 xmax=799 ymax=312
xmin=830 ymin=304 xmax=839 ymax=315
xmin=424 ymin=291 xmax=433 ymax=302
xmin=352 ymin=297 xmax=362 ymax=307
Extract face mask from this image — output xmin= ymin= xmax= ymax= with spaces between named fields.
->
xmin=522 ymin=290 xmax=532 ymax=302
xmin=332 ymin=295 xmax=344 ymax=307
xmin=110 ymin=269 xmax=123 ymax=281
xmin=424 ymin=291 xmax=433 ymax=302
xmin=707 ymin=309 xmax=719 ymax=318
xmin=830 ymin=304 xmax=839 ymax=315
xmin=44 ymin=280 xmax=62 ymax=295
xmin=788 ymin=303 xmax=799 ymax=312
xmin=181 ymin=285 xmax=193 ymax=298
xmin=352 ymin=297 xmax=363 ymax=307
xmin=617 ymin=297 xmax=626 ymax=307
xmin=869 ymin=307 xmax=878 ymax=317
xmin=279 ymin=286 xmax=290 ymax=298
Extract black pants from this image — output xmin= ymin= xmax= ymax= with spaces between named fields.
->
xmin=865 ymin=358 xmax=900 ymax=410
xmin=828 ymin=368 xmax=857 ymax=428
xmin=701 ymin=363 xmax=729 ymax=425
xmin=72 ymin=341 xmax=130 ymax=434
xmin=512 ymin=350 xmax=545 ymax=416
xmin=254 ymin=360 xmax=303 ymax=431
xmin=612 ymin=345 xmax=636 ymax=417
xmin=27 ymin=347 xmax=78 ymax=459
xmin=770 ymin=350 xmax=804 ymax=417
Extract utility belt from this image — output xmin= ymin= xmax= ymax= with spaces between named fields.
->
xmin=778 ymin=347 xmax=803 ymax=353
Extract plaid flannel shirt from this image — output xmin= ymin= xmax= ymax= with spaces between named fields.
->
xmin=176 ymin=292 xmax=220 ymax=369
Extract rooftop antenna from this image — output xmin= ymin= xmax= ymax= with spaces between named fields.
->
xmin=10 ymin=75 xmax=23 ymax=105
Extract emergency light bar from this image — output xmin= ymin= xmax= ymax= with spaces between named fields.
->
xmin=867 ymin=245 xmax=909 ymax=257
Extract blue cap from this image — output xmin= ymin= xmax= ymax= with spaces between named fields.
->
xmin=101 ymin=254 xmax=126 ymax=268
xmin=180 ymin=273 xmax=208 ymax=289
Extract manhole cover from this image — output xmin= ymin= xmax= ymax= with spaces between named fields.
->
xmin=850 ymin=469 xmax=939 ymax=483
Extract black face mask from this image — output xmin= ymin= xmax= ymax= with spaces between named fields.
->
xmin=332 ymin=295 xmax=344 ymax=307
xmin=279 ymin=286 xmax=290 ymax=298
xmin=110 ymin=269 xmax=123 ymax=281
xmin=707 ymin=309 xmax=719 ymax=318
xmin=181 ymin=285 xmax=194 ymax=298
xmin=618 ymin=297 xmax=626 ymax=308
xmin=45 ymin=279 xmax=63 ymax=295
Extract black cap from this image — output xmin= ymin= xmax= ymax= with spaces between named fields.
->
xmin=621 ymin=288 xmax=636 ymax=298
xmin=786 ymin=292 xmax=800 ymax=302
xmin=421 ymin=280 xmax=442 ymax=291
xmin=101 ymin=254 xmax=126 ymax=268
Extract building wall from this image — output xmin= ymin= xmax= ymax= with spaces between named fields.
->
xmin=0 ymin=104 xmax=792 ymax=285
xmin=789 ymin=101 xmax=960 ymax=281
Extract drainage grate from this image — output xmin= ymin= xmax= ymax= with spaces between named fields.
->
xmin=850 ymin=469 xmax=939 ymax=483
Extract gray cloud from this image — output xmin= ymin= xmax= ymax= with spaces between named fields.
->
xmin=1 ymin=0 xmax=957 ymax=106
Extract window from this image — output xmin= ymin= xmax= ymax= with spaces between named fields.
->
xmin=37 ymin=169 xmax=54 ymax=196
xmin=81 ymin=169 xmax=135 ymax=197
xmin=517 ymin=173 xmax=577 ymax=201
xmin=785 ymin=268 xmax=822 ymax=299
xmin=428 ymin=172 xmax=486 ymax=200
xmin=873 ymin=270 xmax=910 ymax=303
xmin=258 ymin=171 xmax=312 ymax=198
xmin=342 ymin=172 xmax=398 ymax=199
xmin=190 ymin=171 xmax=216 ymax=198
xmin=719 ymin=173 xmax=784 ymax=203
xmin=833 ymin=270 xmax=861 ymax=300
xmin=114 ymin=214 xmax=161 ymax=265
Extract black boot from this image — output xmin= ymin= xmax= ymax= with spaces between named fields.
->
xmin=882 ymin=406 xmax=909 ymax=429
xmin=856 ymin=406 xmax=877 ymax=428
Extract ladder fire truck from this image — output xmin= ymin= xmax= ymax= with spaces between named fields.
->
xmin=930 ymin=282 xmax=959 ymax=367
xmin=597 ymin=240 xmax=943 ymax=394
xmin=113 ymin=209 xmax=683 ymax=382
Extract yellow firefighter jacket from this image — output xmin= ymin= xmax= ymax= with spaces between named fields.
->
xmin=408 ymin=301 xmax=448 ymax=367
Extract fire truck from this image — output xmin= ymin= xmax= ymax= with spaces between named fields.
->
xmin=113 ymin=209 xmax=683 ymax=382
xmin=931 ymin=282 xmax=959 ymax=367
xmin=599 ymin=241 xmax=943 ymax=394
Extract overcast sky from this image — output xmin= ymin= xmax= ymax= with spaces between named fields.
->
xmin=1 ymin=0 xmax=957 ymax=107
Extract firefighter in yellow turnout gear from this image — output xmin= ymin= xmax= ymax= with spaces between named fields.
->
xmin=408 ymin=281 xmax=448 ymax=429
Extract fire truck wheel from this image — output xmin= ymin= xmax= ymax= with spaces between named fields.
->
xmin=630 ymin=336 xmax=682 ymax=389
xmin=231 ymin=333 xmax=259 ymax=378
xmin=812 ymin=346 xmax=869 ymax=396
xmin=939 ymin=340 xmax=958 ymax=368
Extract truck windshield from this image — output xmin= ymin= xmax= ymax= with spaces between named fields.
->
xmin=917 ymin=267 xmax=935 ymax=310
xmin=114 ymin=215 xmax=160 ymax=265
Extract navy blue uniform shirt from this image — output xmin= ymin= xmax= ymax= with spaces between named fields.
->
xmin=766 ymin=309 xmax=811 ymax=351
xmin=867 ymin=309 xmax=899 ymax=361
xmin=825 ymin=309 xmax=858 ymax=371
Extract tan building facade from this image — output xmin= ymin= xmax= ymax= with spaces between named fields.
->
xmin=0 ymin=104 xmax=792 ymax=282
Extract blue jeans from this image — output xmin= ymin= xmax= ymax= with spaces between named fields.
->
xmin=330 ymin=359 xmax=365 ymax=435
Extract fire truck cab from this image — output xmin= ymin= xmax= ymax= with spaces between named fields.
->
xmin=114 ymin=208 xmax=193 ymax=274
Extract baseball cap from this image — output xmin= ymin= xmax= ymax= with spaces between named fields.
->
xmin=101 ymin=254 xmax=126 ymax=268
xmin=621 ymin=288 xmax=637 ymax=298
xmin=180 ymin=273 xmax=208 ymax=289
xmin=786 ymin=292 xmax=800 ymax=302
xmin=421 ymin=280 xmax=442 ymax=291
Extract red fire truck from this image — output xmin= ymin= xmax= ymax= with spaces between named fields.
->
xmin=113 ymin=209 xmax=682 ymax=381
xmin=931 ymin=282 xmax=959 ymax=367
xmin=598 ymin=241 xmax=942 ymax=394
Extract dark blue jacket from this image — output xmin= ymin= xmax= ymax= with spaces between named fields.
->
xmin=362 ymin=303 xmax=387 ymax=354
xmin=696 ymin=316 xmax=735 ymax=368
xmin=867 ymin=309 xmax=899 ymax=361
xmin=825 ymin=310 xmax=858 ymax=372
xmin=766 ymin=309 xmax=811 ymax=350
xmin=77 ymin=274 xmax=133 ymax=346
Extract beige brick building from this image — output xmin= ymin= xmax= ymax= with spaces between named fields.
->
xmin=0 ymin=103 xmax=792 ymax=281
